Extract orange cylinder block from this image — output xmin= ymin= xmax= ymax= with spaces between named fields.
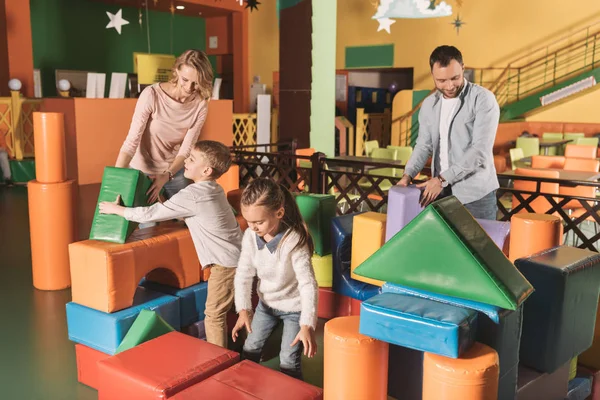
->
xmin=423 ymin=342 xmax=499 ymax=400
xmin=28 ymin=179 xmax=76 ymax=290
xmin=509 ymin=213 xmax=562 ymax=262
xmin=33 ymin=112 xmax=67 ymax=183
xmin=324 ymin=316 xmax=389 ymax=400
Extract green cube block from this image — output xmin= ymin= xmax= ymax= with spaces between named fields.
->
xmin=295 ymin=193 xmax=336 ymax=256
xmin=116 ymin=309 xmax=174 ymax=353
xmin=89 ymin=167 xmax=152 ymax=243
xmin=9 ymin=159 xmax=36 ymax=182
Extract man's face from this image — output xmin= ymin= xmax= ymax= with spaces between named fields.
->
xmin=431 ymin=59 xmax=464 ymax=99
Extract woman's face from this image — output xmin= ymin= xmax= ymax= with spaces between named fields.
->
xmin=176 ymin=64 xmax=199 ymax=94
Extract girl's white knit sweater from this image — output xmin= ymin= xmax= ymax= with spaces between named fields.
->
xmin=234 ymin=228 xmax=319 ymax=330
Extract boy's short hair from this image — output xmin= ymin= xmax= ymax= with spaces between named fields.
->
xmin=193 ymin=140 xmax=232 ymax=179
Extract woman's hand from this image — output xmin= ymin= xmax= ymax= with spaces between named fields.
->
xmin=232 ymin=310 xmax=253 ymax=342
xmin=99 ymin=195 xmax=125 ymax=217
xmin=147 ymin=173 xmax=170 ymax=203
xmin=291 ymin=325 xmax=317 ymax=358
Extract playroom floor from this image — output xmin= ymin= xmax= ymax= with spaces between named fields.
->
xmin=0 ymin=185 xmax=336 ymax=400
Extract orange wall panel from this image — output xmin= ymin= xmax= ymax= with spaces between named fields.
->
xmin=1 ymin=0 xmax=34 ymax=97
xmin=205 ymin=15 xmax=232 ymax=55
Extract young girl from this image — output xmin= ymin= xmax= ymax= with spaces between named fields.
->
xmin=232 ymin=178 xmax=318 ymax=380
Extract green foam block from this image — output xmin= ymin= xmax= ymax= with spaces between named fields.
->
xmin=116 ymin=309 xmax=174 ymax=354
xmin=354 ymin=196 xmax=534 ymax=310
xmin=89 ymin=167 xmax=152 ymax=243
xmin=296 ymin=193 xmax=336 ymax=256
xmin=9 ymin=159 xmax=36 ymax=182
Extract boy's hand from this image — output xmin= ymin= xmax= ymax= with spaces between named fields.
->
xmin=291 ymin=325 xmax=317 ymax=358
xmin=99 ymin=195 xmax=126 ymax=217
xmin=232 ymin=309 xmax=253 ymax=343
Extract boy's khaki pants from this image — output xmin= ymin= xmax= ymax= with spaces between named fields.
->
xmin=204 ymin=265 xmax=236 ymax=348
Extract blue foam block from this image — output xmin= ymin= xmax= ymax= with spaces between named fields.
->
xmin=567 ymin=377 xmax=592 ymax=400
xmin=66 ymin=286 xmax=180 ymax=355
xmin=515 ymin=246 xmax=600 ymax=373
xmin=140 ymin=279 xmax=208 ymax=327
xmin=331 ymin=213 xmax=381 ymax=301
xmin=360 ymin=292 xmax=478 ymax=358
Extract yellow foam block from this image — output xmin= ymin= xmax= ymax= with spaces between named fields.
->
xmin=351 ymin=212 xmax=386 ymax=286
xmin=579 ymin=300 xmax=600 ymax=369
xmin=312 ymin=254 xmax=333 ymax=287
xmin=69 ymin=222 xmax=200 ymax=313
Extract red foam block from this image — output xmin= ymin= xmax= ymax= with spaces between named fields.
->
xmin=317 ymin=287 xmax=352 ymax=319
xmin=97 ymin=331 xmax=239 ymax=399
xmin=171 ymin=360 xmax=323 ymax=399
xmin=75 ymin=344 xmax=111 ymax=390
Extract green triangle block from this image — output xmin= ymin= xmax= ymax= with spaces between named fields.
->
xmin=295 ymin=193 xmax=336 ymax=256
xmin=89 ymin=167 xmax=153 ymax=243
xmin=353 ymin=196 xmax=534 ymax=310
xmin=116 ymin=309 xmax=174 ymax=354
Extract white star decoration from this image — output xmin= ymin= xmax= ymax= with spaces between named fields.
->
xmin=106 ymin=9 xmax=129 ymax=35
xmin=377 ymin=18 xmax=396 ymax=34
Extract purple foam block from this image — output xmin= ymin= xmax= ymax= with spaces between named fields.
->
xmin=476 ymin=219 xmax=511 ymax=253
xmin=385 ymin=185 xmax=424 ymax=242
xmin=181 ymin=320 xmax=206 ymax=340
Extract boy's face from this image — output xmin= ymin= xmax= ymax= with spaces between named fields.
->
xmin=184 ymin=149 xmax=212 ymax=182
xmin=241 ymin=203 xmax=284 ymax=239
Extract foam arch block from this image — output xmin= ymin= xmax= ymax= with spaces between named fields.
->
xmin=97 ymin=331 xmax=239 ymax=399
xmin=89 ymin=167 xmax=152 ymax=243
xmin=351 ymin=212 xmax=386 ymax=286
xmin=296 ymin=193 xmax=336 ymax=256
xmin=515 ymin=246 xmax=600 ymax=373
xmin=66 ymin=286 xmax=180 ymax=355
xmin=170 ymin=360 xmax=323 ymax=399
xmin=353 ymin=196 xmax=533 ymax=310
xmin=140 ymin=280 xmax=208 ymax=327
xmin=360 ymin=292 xmax=478 ymax=358
xmin=331 ymin=213 xmax=381 ymax=301
xmin=116 ymin=309 xmax=175 ymax=353
xmin=69 ymin=222 xmax=200 ymax=313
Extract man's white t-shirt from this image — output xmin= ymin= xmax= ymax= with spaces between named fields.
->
xmin=439 ymin=96 xmax=460 ymax=174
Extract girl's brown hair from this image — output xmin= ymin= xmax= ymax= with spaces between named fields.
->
xmin=170 ymin=49 xmax=214 ymax=100
xmin=241 ymin=178 xmax=314 ymax=254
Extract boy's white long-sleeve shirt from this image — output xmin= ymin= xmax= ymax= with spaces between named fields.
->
xmin=234 ymin=228 xmax=319 ymax=330
xmin=124 ymin=181 xmax=243 ymax=268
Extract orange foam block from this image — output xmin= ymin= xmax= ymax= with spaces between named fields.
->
xmin=351 ymin=212 xmax=386 ymax=286
xmin=75 ymin=344 xmax=111 ymax=390
xmin=69 ymin=222 xmax=200 ymax=313
xmin=97 ymin=331 xmax=239 ymax=400
xmin=217 ymin=164 xmax=239 ymax=196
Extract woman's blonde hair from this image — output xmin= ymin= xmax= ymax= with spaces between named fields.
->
xmin=170 ymin=49 xmax=214 ymax=100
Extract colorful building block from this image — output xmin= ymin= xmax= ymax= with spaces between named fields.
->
xmin=317 ymin=287 xmax=352 ymax=319
xmin=140 ymin=280 xmax=208 ymax=327
xmin=116 ymin=309 xmax=175 ymax=353
xmin=296 ymin=193 xmax=336 ymax=256
xmin=182 ymin=320 xmax=206 ymax=341
xmin=69 ymin=222 xmax=200 ymax=313
xmin=312 ymin=253 xmax=332 ymax=287
xmin=385 ymin=185 xmax=423 ymax=241
xmin=97 ymin=331 xmax=239 ymax=400
xmin=75 ymin=344 xmax=111 ymax=390
xmin=517 ymin=363 xmax=570 ymax=400
xmin=353 ymin=196 xmax=534 ymax=310
xmin=67 ymin=286 xmax=180 ymax=355
xmin=89 ymin=167 xmax=152 ymax=243
xmin=351 ymin=212 xmax=386 ymax=286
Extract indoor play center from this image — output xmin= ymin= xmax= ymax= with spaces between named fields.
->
xmin=2 ymin=0 xmax=600 ymax=399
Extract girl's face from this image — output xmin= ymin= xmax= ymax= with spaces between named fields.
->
xmin=241 ymin=203 xmax=284 ymax=238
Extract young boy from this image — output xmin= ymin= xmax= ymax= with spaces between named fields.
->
xmin=100 ymin=140 xmax=243 ymax=348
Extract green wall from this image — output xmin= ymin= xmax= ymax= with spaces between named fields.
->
xmin=30 ymin=0 xmax=209 ymax=96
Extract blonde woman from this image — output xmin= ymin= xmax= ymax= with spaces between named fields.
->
xmin=116 ymin=49 xmax=214 ymax=203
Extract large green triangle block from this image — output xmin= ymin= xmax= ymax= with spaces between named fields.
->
xmin=89 ymin=167 xmax=152 ymax=243
xmin=354 ymin=196 xmax=533 ymax=310
xmin=116 ymin=309 xmax=174 ymax=353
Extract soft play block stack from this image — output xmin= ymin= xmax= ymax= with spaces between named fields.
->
xmin=69 ymin=221 xmax=200 ymax=313
xmin=28 ymin=112 xmax=76 ymax=291
xmin=97 ymin=331 xmax=239 ymax=399
xmin=351 ymin=212 xmax=386 ymax=286
xmin=141 ymin=279 xmax=208 ymax=327
xmin=296 ymin=193 xmax=336 ymax=256
xmin=116 ymin=309 xmax=175 ymax=353
xmin=75 ymin=344 xmax=111 ymax=389
xmin=515 ymin=246 xmax=600 ymax=373
xmin=385 ymin=185 xmax=424 ymax=241
xmin=170 ymin=360 xmax=323 ymax=399
xmin=331 ymin=213 xmax=380 ymax=302
xmin=360 ymin=292 xmax=478 ymax=358
xmin=382 ymin=282 xmax=523 ymax=400
xmin=354 ymin=196 xmax=534 ymax=310
xmin=517 ymin=362 xmax=570 ymax=400
xmin=89 ymin=166 xmax=152 ymax=243
xmin=67 ymin=286 xmax=180 ymax=355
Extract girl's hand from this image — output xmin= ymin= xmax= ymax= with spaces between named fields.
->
xmin=99 ymin=195 xmax=125 ymax=217
xmin=147 ymin=173 xmax=169 ymax=204
xmin=291 ymin=325 xmax=317 ymax=358
xmin=232 ymin=310 xmax=253 ymax=342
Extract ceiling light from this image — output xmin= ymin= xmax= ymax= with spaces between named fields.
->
xmin=176 ymin=5 xmax=185 ymax=10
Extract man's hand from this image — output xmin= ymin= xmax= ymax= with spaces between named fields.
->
xmin=416 ymin=177 xmax=443 ymax=207
xmin=396 ymin=174 xmax=412 ymax=187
